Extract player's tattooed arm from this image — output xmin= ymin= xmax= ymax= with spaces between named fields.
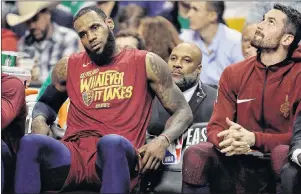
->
xmin=146 ymin=52 xmax=193 ymax=142
xmin=31 ymin=56 xmax=69 ymax=135
xmin=51 ymin=56 xmax=69 ymax=92
xmin=139 ymin=52 xmax=192 ymax=173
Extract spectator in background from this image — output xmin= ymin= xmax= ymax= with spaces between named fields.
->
xmin=119 ymin=1 xmax=165 ymax=16
xmin=117 ymin=4 xmax=146 ymax=32
xmin=58 ymin=1 xmax=86 ymax=16
xmin=58 ymin=1 xmax=119 ymax=20
xmin=6 ymin=2 xmax=79 ymax=82
xmin=1 ymin=1 xmax=15 ymax=26
xmin=246 ymin=1 xmax=301 ymax=25
xmin=5 ymin=1 xmax=74 ymax=38
xmin=1 ymin=1 xmax=18 ymax=51
xmin=77 ymin=1 xmax=120 ymax=33
xmin=138 ymin=16 xmax=182 ymax=62
xmin=115 ymin=30 xmax=145 ymax=50
xmin=95 ymin=1 xmax=119 ymax=19
xmin=181 ymin=1 xmax=244 ymax=88
xmin=241 ymin=24 xmax=257 ymax=59
xmin=161 ymin=1 xmax=191 ymax=32
xmin=1 ymin=29 xmax=18 ymax=52
xmin=1 ymin=73 xmax=27 ymax=193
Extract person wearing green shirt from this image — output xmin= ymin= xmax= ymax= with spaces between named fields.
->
xmin=36 ymin=71 xmax=52 ymax=100
xmin=59 ymin=1 xmax=85 ymax=15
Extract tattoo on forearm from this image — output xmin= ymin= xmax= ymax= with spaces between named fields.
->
xmin=148 ymin=53 xmax=178 ymax=113
xmin=147 ymin=52 xmax=193 ymax=142
xmin=52 ymin=56 xmax=68 ymax=85
xmin=149 ymin=54 xmax=162 ymax=77
xmin=164 ymin=110 xmax=188 ymax=141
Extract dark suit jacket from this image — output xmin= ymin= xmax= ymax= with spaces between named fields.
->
xmin=147 ymin=82 xmax=217 ymax=136
xmin=289 ymin=110 xmax=301 ymax=157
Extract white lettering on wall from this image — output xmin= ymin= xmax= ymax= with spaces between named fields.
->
xmin=186 ymin=127 xmax=207 ymax=148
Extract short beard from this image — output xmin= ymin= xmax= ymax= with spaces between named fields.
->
xmin=85 ymin=30 xmax=116 ymax=66
xmin=30 ymin=27 xmax=48 ymax=42
xmin=251 ymin=33 xmax=282 ymax=52
xmin=174 ymin=71 xmax=199 ymax=91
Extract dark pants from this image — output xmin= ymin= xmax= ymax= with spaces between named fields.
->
xmin=1 ymin=140 xmax=14 ymax=193
xmin=14 ymin=134 xmax=138 ymax=193
xmin=182 ymin=142 xmax=289 ymax=194
xmin=281 ymin=162 xmax=301 ymax=194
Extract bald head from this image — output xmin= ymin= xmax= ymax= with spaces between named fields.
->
xmin=172 ymin=42 xmax=202 ymax=65
xmin=242 ymin=24 xmax=257 ymax=59
xmin=168 ymin=42 xmax=203 ymax=91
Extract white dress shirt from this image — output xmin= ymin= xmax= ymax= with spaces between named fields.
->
xmin=180 ymin=24 xmax=244 ymax=86
xmin=292 ymin=149 xmax=301 ymax=167
xmin=183 ymin=84 xmax=198 ymax=102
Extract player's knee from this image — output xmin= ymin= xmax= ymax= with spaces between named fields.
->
xmin=271 ymin=145 xmax=289 ymax=158
xmin=182 ymin=142 xmax=214 ymax=185
xmin=97 ymin=134 xmax=129 ymax=152
xmin=19 ymin=134 xmax=46 ymax=150
xmin=183 ymin=142 xmax=214 ymax=167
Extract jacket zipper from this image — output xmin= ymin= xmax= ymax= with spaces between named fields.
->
xmin=260 ymin=66 xmax=269 ymax=132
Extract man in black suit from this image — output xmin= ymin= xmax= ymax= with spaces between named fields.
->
xmin=281 ymin=110 xmax=301 ymax=194
xmin=142 ymin=42 xmax=217 ymax=193
xmin=148 ymin=42 xmax=216 ymax=136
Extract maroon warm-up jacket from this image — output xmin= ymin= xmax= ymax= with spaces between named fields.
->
xmin=207 ymin=46 xmax=301 ymax=153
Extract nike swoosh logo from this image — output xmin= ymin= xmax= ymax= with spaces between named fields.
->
xmin=237 ymin=98 xmax=256 ymax=104
xmin=83 ymin=61 xmax=92 ymax=67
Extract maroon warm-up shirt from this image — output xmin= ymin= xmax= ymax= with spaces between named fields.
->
xmin=63 ymin=49 xmax=153 ymax=149
xmin=57 ymin=49 xmax=152 ymax=190
xmin=207 ymin=46 xmax=301 ymax=153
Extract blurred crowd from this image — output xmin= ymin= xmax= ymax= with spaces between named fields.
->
xmin=3 ymin=1 xmax=300 ymax=89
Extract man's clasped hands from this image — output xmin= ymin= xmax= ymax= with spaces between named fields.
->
xmin=217 ymin=117 xmax=256 ymax=156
